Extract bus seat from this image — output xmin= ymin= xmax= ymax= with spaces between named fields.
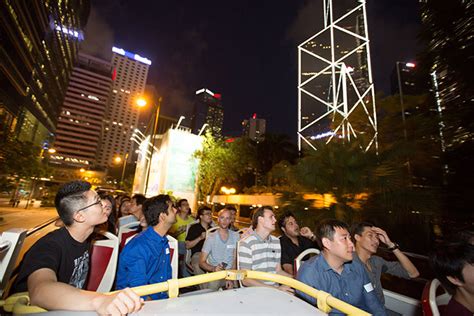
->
xmin=206 ymin=226 xmax=219 ymax=238
xmin=86 ymin=231 xmax=119 ymax=293
xmin=118 ymin=221 xmax=140 ymax=251
xmin=421 ymin=278 xmax=451 ymax=316
xmin=167 ymin=235 xmax=178 ymax=279
xmin=294 ymin=248 xmax=320 ymax=276
xmin=0 ymin=229 xmax=27 ymax=297
xmin=184 ymin=221 xmax=199 ymax=276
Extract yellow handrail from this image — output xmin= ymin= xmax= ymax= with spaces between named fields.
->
xmin=4 ymin=270 xmax=370 ymax=315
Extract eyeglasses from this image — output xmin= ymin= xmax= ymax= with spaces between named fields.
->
xmin=76 ymin=197 xmax=102 ymax=213
xmin=202 ymin=212 xmax=212 ymax=216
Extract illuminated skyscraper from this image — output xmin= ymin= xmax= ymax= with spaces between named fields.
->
xmin=297 ymin=0 xmax=377 ymax=152
xmin=51 ymin=53 xmax=113 ymax=167
xmin=97 ymin=46 xmax=151 ymax=167
xmin=191 ymin=88 xmax=223 ymax=137
xmin=0 ymin=0 xmax=89 ymax=146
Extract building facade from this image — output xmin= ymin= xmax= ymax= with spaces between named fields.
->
xmin=97 ymin=46 xmax=151 ymax=168
xmin=0 ymin=0 xmax=90 ymax=147
xmin=51 ymin=52 xmax=113 ymax=168
xmin=191 ymin=88 xmax=223 ymax=137
xmin=242 ymin=114 xmax=266 ymax=143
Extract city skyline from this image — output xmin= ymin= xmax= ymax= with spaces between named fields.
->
xmin=94 ymin=0 xmax=422 ymax=139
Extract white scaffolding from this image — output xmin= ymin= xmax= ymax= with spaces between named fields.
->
xmin=297 ymin=0 xmax=377 ymax=152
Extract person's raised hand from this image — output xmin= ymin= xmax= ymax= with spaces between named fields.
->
xmin=300 ymin=227 xmax=314 ymax=239
xmin=372 ymin=227 xmax=394 ymax=248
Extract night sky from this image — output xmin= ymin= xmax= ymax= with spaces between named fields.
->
xmin=93 ymin=0 xmax=422 ymax=139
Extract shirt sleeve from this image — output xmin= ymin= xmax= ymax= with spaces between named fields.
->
xmin=360 ymin=263 xmax=387 ymax=316
xmin=279 ymin=238 xmax=292 ymax=266
xmin=238 ymin=239 xmax=253 ymax=270
xmin=202 ymin=233 xmax=212 ymax=254
xmin=296 ymin=261 xmax=317 ymax=305
xmin=119 ymin=244 xmax=149 ymax=289
xmin=380 ymin=257 xmax=411 ymax=279
xmin=185 ymin=224 xmax=199 ymax=241
xmin=20 ymin=238 xmax=61 ymax=277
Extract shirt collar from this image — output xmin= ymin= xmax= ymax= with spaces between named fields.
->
xmin=318 ymin=253 xmax=353 ymax=273
xmin=144 ymin=227 xmax=168 ymax=243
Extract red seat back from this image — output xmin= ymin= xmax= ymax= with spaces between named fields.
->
xmin=86 ymin=245 xmax=113 ymax=291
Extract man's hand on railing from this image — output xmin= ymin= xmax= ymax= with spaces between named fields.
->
xmin=277 ymin=285 xmax=295 ymax=295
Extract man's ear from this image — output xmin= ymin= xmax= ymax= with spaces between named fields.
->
xmin=73 ymin=210 xmax=86 ymax=223
xmin=322 ymin=237 xmax=331 ymax=250
xmin=446 ymin=275 xmax=464 ymax=287
xmin=354 ymin=234 xmax=361 ymax=242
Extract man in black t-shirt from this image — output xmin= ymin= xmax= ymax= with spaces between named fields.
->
xmin=278 ymin=211 xmax=318 ymax=275
xmin=185 ymin=206 xmax=213 ymax=278
xmin=11 ymin=180 xmax=143 ymax=315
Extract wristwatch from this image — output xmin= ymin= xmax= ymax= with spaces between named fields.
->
xmin=387 ymin=243 xmax=399 ymax=251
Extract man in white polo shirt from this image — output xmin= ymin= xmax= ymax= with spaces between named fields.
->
xmin=200 ymin=208 xmax=239 ymax=290
xmin=238 ymin=206 xmax=294 ymax=293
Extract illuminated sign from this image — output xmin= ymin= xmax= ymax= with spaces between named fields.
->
xmin=112 ymin=46 xmax=152 ymax=65
xmin=55 ymin=25 xmax=83 ymax=40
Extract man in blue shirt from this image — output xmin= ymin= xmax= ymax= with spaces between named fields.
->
xmin=296 ymin=219 xmax=386 ymax=315
xmin=116 ymin=194 xmax=177 ymax=300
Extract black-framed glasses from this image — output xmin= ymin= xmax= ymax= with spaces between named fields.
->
xmin=76 ymin=197 xmax=102 ymax=213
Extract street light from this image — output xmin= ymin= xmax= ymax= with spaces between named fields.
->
xmin=198 ymin=123 xmax=209 ymax=136
xmin=395 ymin=61 xmax=416 ymax=141
xmin=136 ymin=96 xmax=162 ymax=196
xmin=396 ymin=61 xmax=414 ymax=182
xmin=114 ymin=153 xmax=129 ymax=188
xmin=175 ymin=116 xmax=185 ymax=129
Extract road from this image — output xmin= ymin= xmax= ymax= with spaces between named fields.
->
xmin=0 ymin=204 xmax=58 ymax=232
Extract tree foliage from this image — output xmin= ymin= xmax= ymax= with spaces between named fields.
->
xmin=194 ymin=133 xmax=255 ymax=201
xmin=0 ymin=137 xmax=50 ymax=193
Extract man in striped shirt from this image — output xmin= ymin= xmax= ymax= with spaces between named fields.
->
xmin=238 ymin=206 xmax=294 ymax=293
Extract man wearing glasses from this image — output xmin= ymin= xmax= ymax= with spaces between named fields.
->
xmin=12 ymin=181 xmax=143 ymax=315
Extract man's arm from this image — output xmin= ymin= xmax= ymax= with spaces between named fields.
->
xmin=28 ymin=268 xmax=143 ymax=314
xmin=199 ymin=251 xmax=223 ymax=272
xmin=282 ymin=264 xmax=293 ymax=275
xmin=373 ymin=227 xmax=419 ymax=278
xmin=185 ymin=231 xmax=205 ymax=250
xmin=276 ymin=263 xmax=294 ymax=278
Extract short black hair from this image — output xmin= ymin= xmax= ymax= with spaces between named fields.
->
xmin=132 ymin=194 xmax=146 ymax=206
xmin=143 ymin=194 xmax=172 ymax=226
xmin=350 ymin=221 xmax=376 ymax=242
xmin=177 ymin=199 xmax=188 ymax=208
xmin=430 ymin=241 xmax=474 ymax=294
xmin=197 ymin=206 xmax=212 ymax=219
xmin=277 ymin=211 xmax=296 ymax=231
xmin=315 ymin=219 xmax=349 ymax=250
xmin=251 ymin=206 xmax=273 ymax=229
xmin=54 ymin=180 xmax=91 ymax=226
xmin=99 ymin=193 xmax=117 ymax=233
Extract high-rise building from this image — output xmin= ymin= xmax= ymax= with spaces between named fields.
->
xmin=298 ymin=0 xmax=377 ymax=152
xmin=0 ymin=1 xmax=90 ymax=146
xmin=191 ymin=88 xmax=223 ymax=137
xmin=242 ymin=114 xmax=266 ymax=143
xmin=97 ymin=46 xmax=151 ymax=168
xmin=51 ymin=52 xmax=113 ymax=167
xmin=419 ymin=0 xmax=473 ymax=214
xmin=390 ymin=62 xmax=426 ymax=96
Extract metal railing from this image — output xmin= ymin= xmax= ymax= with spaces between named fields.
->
xmin=4 ymin=270 xmax=370 ymax=315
